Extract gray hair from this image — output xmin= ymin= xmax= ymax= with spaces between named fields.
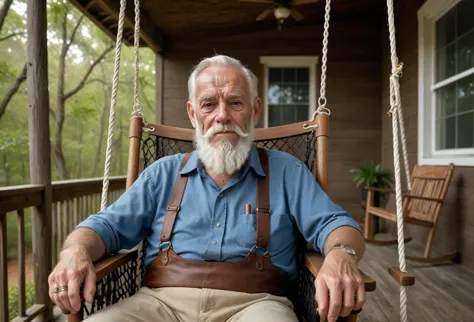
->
xmin=187 ymin=55 xmax=258 ymax=107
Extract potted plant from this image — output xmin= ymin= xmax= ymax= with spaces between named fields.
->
xmin=350 ymin=161 xmax=394 ymax=233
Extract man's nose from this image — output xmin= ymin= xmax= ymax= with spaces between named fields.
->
xmin=215 ymin=101 xmax=230 ymax=123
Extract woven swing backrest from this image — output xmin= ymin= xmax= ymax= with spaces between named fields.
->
xmin=137 ymin=117 xmax=328 ymax=189
xmin=405 ymin=163 xmax=455 ymax=223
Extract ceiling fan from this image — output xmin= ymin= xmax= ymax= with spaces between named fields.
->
xmin=239 ymin=0 xmax=319 ymax=29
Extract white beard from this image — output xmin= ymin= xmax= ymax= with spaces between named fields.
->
xmin=194 ymin=118 xmax=255 ymax=175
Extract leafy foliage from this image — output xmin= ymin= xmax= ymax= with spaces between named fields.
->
xmin=8 ymin=280 xmax=35 ymax=321
xmin=0 ymin=0 xmax=157 ymax=185
xmin=349 ymin=161 xmax=395 ymax=189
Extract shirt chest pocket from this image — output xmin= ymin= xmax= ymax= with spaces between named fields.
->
xmin=237 ymin=214 xmax=257 ymax=248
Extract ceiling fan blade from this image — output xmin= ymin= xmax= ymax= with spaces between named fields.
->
xmin=256 ymin=7 xmax=274 ymax=21
xmin=290 ymin=8 xmax=304 ymax=21
xmin=292 ymin=0 xmax=319 ymax=5
xmin=238 ymin=0 xmax=274 ymax=3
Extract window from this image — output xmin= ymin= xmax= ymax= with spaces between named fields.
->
xmin=418 ymin=0 xmax=474 ymax=166
xmin=260 ymin=56 xmax=318 ymax=127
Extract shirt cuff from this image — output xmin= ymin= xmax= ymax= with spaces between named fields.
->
xmin=76 ymin=215 xmax=120 ymax=256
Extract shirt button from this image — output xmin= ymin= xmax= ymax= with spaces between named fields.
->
xmin=216 ymin=222 xmax=221 ymax=228
xmin=211 ymin=241 xmax=217 ymax=245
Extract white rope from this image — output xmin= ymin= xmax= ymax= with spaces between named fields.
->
xmin=386 ymin=0 xmax=408 ymax=321
xmin=304 ymin=0 xmax=331 ymax=130
xmin=132 ymin=0 xmax=142 ymax=118
xmin=100 ymin=0 xmax=127 ymax=210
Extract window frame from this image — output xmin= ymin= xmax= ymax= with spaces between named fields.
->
xmin=418 ymin=0 xmax=474 ymax=166
xmin=259 ymin=56 xmax=319 ymax=128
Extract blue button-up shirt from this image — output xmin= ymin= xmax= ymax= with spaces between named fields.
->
xmin=78 ymin=145 xmax=361 ymax=277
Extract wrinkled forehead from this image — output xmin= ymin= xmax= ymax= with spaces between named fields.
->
xmin=195 ymin=66 xmax=250 ymax=97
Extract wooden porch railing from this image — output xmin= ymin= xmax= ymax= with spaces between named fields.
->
xmin=0 ymin=176 xmax=126 ymax=322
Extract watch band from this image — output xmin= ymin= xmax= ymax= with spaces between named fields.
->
xmin=328 ymin=244 xmax=357 ymax=260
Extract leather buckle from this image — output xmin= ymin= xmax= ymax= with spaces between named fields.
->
xmin=158 ymin=241 xmax=172 ymax=251
xmin=250 ymin=244 xmax=269 ymax=256
xmin=256 ymin=207 xmax=270 ymax=214
xmin=167 ymin=205 xmax=180 ymax=212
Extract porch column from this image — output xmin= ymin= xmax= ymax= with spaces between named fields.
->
xmin=27 ymin=0 xmax=53 ymax=320
xmin=155 ymin=53 xmax=164 ymax=124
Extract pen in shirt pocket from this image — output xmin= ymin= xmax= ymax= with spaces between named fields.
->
xmin=245 ymin=204 xmax=251 ymax=215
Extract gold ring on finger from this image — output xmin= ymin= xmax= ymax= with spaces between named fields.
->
xmin=54 ymin=285 xmax=68 ymax=293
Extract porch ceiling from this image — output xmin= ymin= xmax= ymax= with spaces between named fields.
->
xmin=69 ymin=0 xmax=382 ymax=54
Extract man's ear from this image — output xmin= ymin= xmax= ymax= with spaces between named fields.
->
xmin=252 ymin=97 xmax=263 ymax=125
xmin=187 ymin=101 xmax=196 ymax=128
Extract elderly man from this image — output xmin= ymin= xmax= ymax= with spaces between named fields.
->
xmin=48 ymin=55 xmax=365 ymax=322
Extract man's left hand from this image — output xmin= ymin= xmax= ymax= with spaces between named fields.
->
xmin=314 ymin=249 xmax=365 ymax=322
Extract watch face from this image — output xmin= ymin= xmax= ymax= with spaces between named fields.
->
xmin=342 ymin=245 xmax=356 ymax=255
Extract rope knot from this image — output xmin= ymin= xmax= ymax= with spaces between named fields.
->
xmin=391 ymin=62 xmax=404 ymax=78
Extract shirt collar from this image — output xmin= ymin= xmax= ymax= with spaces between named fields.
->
xmin=178 ymin=145 xmax=266 ymax=177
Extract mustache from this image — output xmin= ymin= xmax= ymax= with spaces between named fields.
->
xmin=202 ymin=123 xmax=250 ymax=138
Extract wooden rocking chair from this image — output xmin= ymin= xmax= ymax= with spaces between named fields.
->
xmin=364 ymin=163 xmax=460 ymax=264
xmin=68 ymin=114 xmax=376 ymax=322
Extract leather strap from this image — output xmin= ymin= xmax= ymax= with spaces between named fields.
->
xmin=160 ymin=153 xmax=191 ymax=242
xmin=256 ymin=148 xmax=270 ymax=249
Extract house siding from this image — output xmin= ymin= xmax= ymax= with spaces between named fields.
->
xmin=160 ymin=17 xmax=383 ymax=223
xmin=381 ymin=0 xmax=474 ymax=268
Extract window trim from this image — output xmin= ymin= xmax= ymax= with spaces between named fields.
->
xmin=259 ymin=56 xmax=319 ymax=128
xmin=418 ymin=0 xmax=474 ymax=166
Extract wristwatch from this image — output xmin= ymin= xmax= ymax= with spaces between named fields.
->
xmin=328 ymin=244 xmax=357 ymax=260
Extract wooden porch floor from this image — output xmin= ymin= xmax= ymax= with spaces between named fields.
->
xmin=52 ymin=235 xmax=474 ymax=322
xmin=357 ymin=234 xmax=474 ymax=322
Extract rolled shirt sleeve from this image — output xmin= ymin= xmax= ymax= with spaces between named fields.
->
xmin=286 ymin=161 xmax=362 ymax=256
xmin=76 ymin=167 xmax=158 ymax=256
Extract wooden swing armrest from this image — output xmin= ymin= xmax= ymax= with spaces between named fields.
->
xmin=304 ymin=251 xmax=376 ymax=292
xmin=388 ymin=266 xmax=415 ymax=286
xmin=93 ymin=249 xmax=139 ymax=280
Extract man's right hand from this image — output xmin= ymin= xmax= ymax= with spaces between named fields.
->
xmin=48 ymin=246 xmax=96 ymax=314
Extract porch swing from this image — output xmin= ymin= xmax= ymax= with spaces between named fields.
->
xmin=66 ymin=0 xmax=420 ymax=321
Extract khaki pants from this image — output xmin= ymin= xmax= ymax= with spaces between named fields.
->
xmin=84 ymin=287 xmax=298 ymax=322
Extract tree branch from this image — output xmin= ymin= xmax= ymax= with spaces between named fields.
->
xmin=85 ymin=78 xmax=109 ymax=86
xmin=0 ymin=0 xmax=13 ymax=33
xmin=0 ymin=31 xmax=26 ymax=42
xmin=65 ymin=15 xmax=84 ymax=53
xmin=63 ymin=45 xmax=114 ymax=101
xmin=0 ymin=63 xmax=27 ymax=120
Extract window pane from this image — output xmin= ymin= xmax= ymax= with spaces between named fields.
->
xmin=457 ymin=0 xmax=474 ymax=37
xmin=457 ymin=30 xmax=474 ymax=74
xmin=268 ymin=84 xmax=281 ymax=104
xmin=437 ymin=83 xmax=456 ymax=116
xmin=281 ymin=105 xmax=297 ymax=123
xmin=282 ymin=68 xmax=296 ymax=82
xmin=436 ymin=6 xmax=456 ymax=51
xmin=269 ymin=105 xmax=282 ymax=127
xmin=296 ymin=105 xmax=309 ymax=121
xmin=457 ymin=75 xmax=474 ymax=113
xmin=280 ymin=85 xmax=294 ymax=104
xmin=457 ymin=112 xmax=474 ymax=148
xmin=295 ymin=85 xmax=309 ymax=103
xmin=438 ymin=116 xmax=456 ymax=149
xmin=266 ymin=66 xmax=310 ymax=127
xmin=269 ymin=68 xmax=281 ymax=83
xmin=296 ymin=68 xmax=309 ymax=83
xmin=437 ymin=44 xmax=456 ymax=81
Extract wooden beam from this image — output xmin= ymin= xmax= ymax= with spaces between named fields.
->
xmin=69 ymin=0 xmax=163 ymax=53
xmin=26 ymin=0 xmax=53 ymax=320
xmin=155 ymin=53 xmax=163 ymax=124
